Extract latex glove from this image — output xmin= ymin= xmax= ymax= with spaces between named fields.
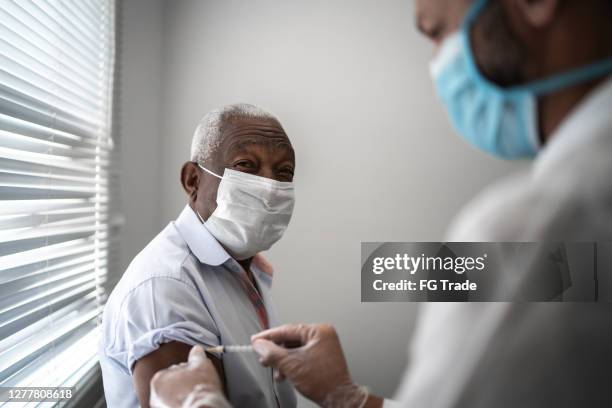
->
xmin=150 ymin=345 xmax=231 ymax=408
xmin=251 ymin=324 xmax=368 ymax=408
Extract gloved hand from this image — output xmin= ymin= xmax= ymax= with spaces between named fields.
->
xmin=150 ymin=345 xmax=231 ymax=408
xmin=251 ymin=324 xmax=369 ymax=408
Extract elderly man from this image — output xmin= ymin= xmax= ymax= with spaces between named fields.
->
xmin=98 ymin=103 xmax=297 ymax=408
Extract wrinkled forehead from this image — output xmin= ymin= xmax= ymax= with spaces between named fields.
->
xmin=220 ymin=117 xmax=295 ymax=161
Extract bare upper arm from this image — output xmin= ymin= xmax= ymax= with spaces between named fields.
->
xmin=132 ymin=341 xmax=225 ymax=408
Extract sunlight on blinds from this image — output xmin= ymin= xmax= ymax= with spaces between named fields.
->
xmin=0 ymin=0 xmax=118 ymax=401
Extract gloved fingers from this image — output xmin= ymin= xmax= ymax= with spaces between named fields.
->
xmin=252 ymin=339 xmax=290 ymax=367
xmin=251 ymin=323 xmax=312 ymax=345
xmin=188 ymin=345 xmax=208 ymax=364
xmin=187 ymin=346 xmax=222 ymax=390
xmin=273 ymin=369 xmax=286 ymax=382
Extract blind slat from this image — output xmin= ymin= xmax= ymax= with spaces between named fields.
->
xmin=0 ymin=165 xmax=109 ymax=187
xmin=0 ymin=200 xmax=103 ymax=216
xmin=0 ymin=236 xmax=106 ymax=271
xmin=0 ymin=214 xmax=108 ymax=235
xmin=72 ymin=0 xmax=101 ymax=32
xmin=0 ymin=146 xmax=107 ymax=173
xmin=13 ymin=1 xmax=102 ymax=60
xmin=0 ymin=67 xmax=101 ymax=118
xmin=0 ymin=298 xmax=99 ymax=382
xmin=0 ymin=232 xmax=109 ymax=260
xmin=0 ymin=32 xmax=100 ymax=94
xmin=0 ymin=261 xmax=104 ymax=303
xmin=38 ymin=1 xmax=104 ymax=56
xmin=0 ymin=18 xmax=101 ymax=83
xmin=0 ymin=172 xmax=106 ymax=191
xmin=0 ymin=125 xmax=112 ymax=157
xmin=0 ymin=113 xmax=102 ymax=149
xmin=0 ymin=206 xmax=105 ymax=226
xmin=1 ymin=318 xmax=98 ymax=388
xmin=0 ymin=212 xmax=107 ymax=232
xmin=12 ymin=326 xmax=99 ymax=390
xmin=0 ymin=90 xmax=102 ymax=137
xmin=0 ymin=251 xmax=101 ymax=286
xmin=0 ymin=223 xmax=108 ymax=245
xmin=0 ymin=294 xmax=96 ymax=358
xmin=0 ymin=278 xmax=98 ymax=337
xmin=77 ymin=0 xmax=101 ymax=25
xmin=0 ymin=50 xmax=101 ymax=108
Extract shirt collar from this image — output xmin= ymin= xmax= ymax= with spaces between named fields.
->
xmin=535 ymin=75 xmax=612 ymax=175
xmin=173 ymin=205 xmax=231 ymax=266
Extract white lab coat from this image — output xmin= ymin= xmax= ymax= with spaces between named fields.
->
xmin=389 ymin=77 xmax=612 ymax=407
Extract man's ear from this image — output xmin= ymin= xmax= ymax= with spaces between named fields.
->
xmin=511 ymin=0 xmax=559 ymax=28
xmin=180 ymin=162 xmax=200 ymax=201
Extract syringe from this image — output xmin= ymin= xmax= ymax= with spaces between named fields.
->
xmin=205 ymin=345 xmax=254 ymax=354
xmin=205 ymin=341 xmax=302 ymax=355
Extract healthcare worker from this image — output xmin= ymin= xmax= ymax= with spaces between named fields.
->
xmin=150 ymin=0 xmax=612 ymax=406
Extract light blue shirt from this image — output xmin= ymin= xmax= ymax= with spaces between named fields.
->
xmin=98 ymin=205 xmax=296 ymax=408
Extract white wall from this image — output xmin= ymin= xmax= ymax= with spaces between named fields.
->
xmin=120 ymin=0 xmax=525 ymax=402
xmin=118 ymin=0 xmax=165 ymax=271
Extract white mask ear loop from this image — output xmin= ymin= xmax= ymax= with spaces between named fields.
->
xmin=198 ymin=163 xmax=223 ymax=179
xmin=195 ymin=209 xmax=205 ymax=224
xmin=194 ymin=163 xmax=222 ymax=224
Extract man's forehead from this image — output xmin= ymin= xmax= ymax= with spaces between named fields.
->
xmin=221 ymin=116 xmax=287 ymax=139
xmin=219 ymin=117 xmax=293 ymax=157
xmin=225 ymin=136 xmax=293 ymax=152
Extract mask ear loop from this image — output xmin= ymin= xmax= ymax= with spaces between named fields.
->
xmin=195 ymin=209 xmax=206 ymax=224
xmin=195 ymin=163 xmax=223 ymax=224
xmin=198 ymin=163 xmax=223 ymax=179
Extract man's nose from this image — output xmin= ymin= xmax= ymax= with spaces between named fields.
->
xmin=257 ymin=166 xmax=276 ymax=180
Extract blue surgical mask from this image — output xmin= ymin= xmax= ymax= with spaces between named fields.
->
xmin=430 ymin=0 xmax=612 ymax=159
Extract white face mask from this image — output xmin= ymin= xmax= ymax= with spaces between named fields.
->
xmin=196 ymin=164 xmax=295 ymax=260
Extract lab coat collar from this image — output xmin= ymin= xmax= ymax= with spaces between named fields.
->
xmin=535 ymin=75 xmax=612 ymax=175
xmin=174 ymin=205 xmax=231 ymax=266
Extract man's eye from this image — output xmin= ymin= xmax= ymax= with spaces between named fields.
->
xmin=279 ymin=168 xmax=294 ymax=178
xmin=234 ymin=161 xmax=254 ymax=169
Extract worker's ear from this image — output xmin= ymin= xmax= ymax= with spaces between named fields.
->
xmin=510 ymin=0 xmax=560 ymax=28
xmin=180 ymin=162 xmax=200 ymax=201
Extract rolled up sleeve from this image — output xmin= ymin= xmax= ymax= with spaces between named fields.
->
xmin=109 ymin=276 xmax=220 ymax=374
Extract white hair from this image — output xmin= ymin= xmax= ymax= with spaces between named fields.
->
xmin=190 ymin=103 xmax=279 ymax=164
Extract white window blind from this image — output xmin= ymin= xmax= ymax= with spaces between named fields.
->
xmin=0 ymin=0 xmax=118 ymax=398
